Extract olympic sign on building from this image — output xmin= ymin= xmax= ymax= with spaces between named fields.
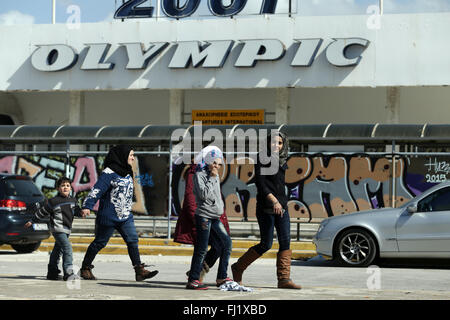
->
xmin=32 ymin=2 xmax=371 ymax=71
xmin=1 ymin=10 xmax=449 ymax=91
xmin=30 ymin=38 xmax=369 ymax=72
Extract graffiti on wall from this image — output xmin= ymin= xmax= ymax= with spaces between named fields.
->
xmin=172 ymin=155 xmax=447 ymax=221
xmin=0 ymin=155 xmax=168 ymax=215
xmin=0 ymin=154 xmax=446 ymax=220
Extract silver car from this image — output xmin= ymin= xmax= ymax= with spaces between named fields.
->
xmin=313 ymin=181 xmax=450 ymax=267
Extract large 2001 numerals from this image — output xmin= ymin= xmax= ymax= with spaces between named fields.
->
xmin=114 ymin=0 xmax=279 ymax=19
xmin=114 ymin=0 xmax=153 ymax=18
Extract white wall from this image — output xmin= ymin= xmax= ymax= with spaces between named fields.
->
xmin=289 ymin=87 xmax=388 ymax=124
xmin=14 ymin=92 xmax=70 ymax=125
xmin=1 ymin=13 xmax=450 ymax=91
xmin=83 ymin=90 xmax=169 ymax=125
xmin=398 ymin=87 xmax=450 ymax=124
xmin=289 ymin=87 xmax=450 ymax=125
xmin=7 ymin=86 xmax=450 ymax=126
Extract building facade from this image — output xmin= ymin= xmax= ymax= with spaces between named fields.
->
xmin=0 ymin=2 xmax=449 ymax=127
xmin=1 ymin=2 xmax=450 ymax=221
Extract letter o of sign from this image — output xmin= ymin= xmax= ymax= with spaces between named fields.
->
xmin=161 ymin=0 xmax=201 ymax=18
xmin=208 ymin=0 xmax=248 ymax=17
xmin=31 ymin=45 xmax=78 ymax=72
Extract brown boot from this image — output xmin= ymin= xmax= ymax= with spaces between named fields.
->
xmin=134 ymin=263 xmax=159 ymax=281
xmin=231 ymin=248 xmax=261 ymax=285
xmin=79 ymin=265 xmax=96 ymax=280
xmin=276 ymin=250 xmax=301 ymax=289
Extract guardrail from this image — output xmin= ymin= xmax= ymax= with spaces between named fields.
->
xmin=2 ymin=143 xmax=450 ymax=239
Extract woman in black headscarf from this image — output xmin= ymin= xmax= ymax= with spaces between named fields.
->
xmin=231 ymin=131 xmax=301 ymax=289
xmin=79 ymin=145 xmax=158 ymax=281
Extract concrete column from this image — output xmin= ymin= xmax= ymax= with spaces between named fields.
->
xmin=68 ymin=91 xmax=85 ymax=152
xmin=386 ymin=87 xmax=400 ymax=124
xmin=68 ymin=91 xmax=85 ymax=125
xmin=275 ymin=88 xmax=289 ymax=125
xmin=169 ymin=89 xmax=184 ymax=125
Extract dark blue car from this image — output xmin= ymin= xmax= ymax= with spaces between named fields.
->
xmin=0 ymin=174 xmax=50 ymax=253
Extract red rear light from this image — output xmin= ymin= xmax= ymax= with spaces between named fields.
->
xmin=0 ymin=200 xmax=27 ymax=211
xmin=12 ymin=176 xmax=29 ymax=180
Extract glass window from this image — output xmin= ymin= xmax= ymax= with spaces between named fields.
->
xmin=2 ymin=179 xmax=42 ymax=197
xmin=418 ymin=187 xmax=450 ymax=212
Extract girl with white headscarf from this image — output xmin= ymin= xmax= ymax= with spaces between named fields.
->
xmin=186 ymin=146 xmax=233 ymax=290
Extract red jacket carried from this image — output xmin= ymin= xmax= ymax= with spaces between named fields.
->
xmin=174 ymin=164 xmax=230 ymax=244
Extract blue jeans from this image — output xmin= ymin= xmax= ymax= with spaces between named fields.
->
xmin=49 ymin=232 xmax=73 ymax=276
xmin=189 ymin=215 xmax=232 ymax=281
xmin=204 ymin=233 xmax=222 ymax=267
xmin=82 ymin=217 xmax=141 ymax=267
xmin=252 ymin=209 xmax=291 ymax=255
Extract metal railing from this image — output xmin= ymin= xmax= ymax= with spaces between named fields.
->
xmin=2 ymin=140 xmax=450 ymax=239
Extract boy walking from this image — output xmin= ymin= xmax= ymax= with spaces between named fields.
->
xmin=25 ymin=177 xmax=86 ymax=280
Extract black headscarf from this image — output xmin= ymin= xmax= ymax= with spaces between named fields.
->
xmin=104 ymin=145 xmax=134 ymax=177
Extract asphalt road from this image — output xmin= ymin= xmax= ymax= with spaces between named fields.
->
xmin=1 ymin=250 xmax=450 ymax=302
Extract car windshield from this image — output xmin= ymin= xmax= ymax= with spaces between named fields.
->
xmin=398 ymin=183 xmax=450 ymax=209
xmin=2 ymin=179 xmax=42 ymax=197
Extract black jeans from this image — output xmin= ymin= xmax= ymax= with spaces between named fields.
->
xmin=252 ymin=209 xmax=291 ymax=255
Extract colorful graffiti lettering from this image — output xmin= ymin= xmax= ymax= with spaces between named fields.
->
xmin=0 ymin=154 xmax=445 ymax=221
xmin=0 ymin=155 xmax=158 ymax=215
xmin=172 ymin=155 xmax=446 ymax=221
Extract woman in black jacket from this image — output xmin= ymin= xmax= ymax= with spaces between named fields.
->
xmin=231 ymin=131 xmax=301 ymax=289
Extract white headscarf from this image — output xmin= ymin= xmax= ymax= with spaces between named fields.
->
xmin=194 ymin=146 xmax=224 ymax=171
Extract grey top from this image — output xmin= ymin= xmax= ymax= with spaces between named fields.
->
xmin=32 ymin=194 xmax=82 ymax=235
xmin=193 ymin=169 xmax=224 ymax=219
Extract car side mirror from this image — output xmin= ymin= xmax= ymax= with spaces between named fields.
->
xmin=407 ymin=205 xmax=418 ymax=214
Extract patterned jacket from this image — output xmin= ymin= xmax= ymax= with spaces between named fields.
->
xmin=82 ymin=167 xmax=134 ymax=226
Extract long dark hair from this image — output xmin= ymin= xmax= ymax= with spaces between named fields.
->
xmin=267 ymin=131 xmax=289 ymax=167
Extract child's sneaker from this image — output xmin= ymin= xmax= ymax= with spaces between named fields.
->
xmin=63 ymin=273 xmax=80 ymax=281
xmin=216 ymin=277 xmax=233 ymax=287
xmin=186 ymin=280 xmax=209 ymax=290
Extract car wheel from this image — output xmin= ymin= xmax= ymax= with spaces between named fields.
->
xmin=11 ymin=241 xmax=41 ymax=254
xmin=334 ymin=229 xmax=377 ymax=267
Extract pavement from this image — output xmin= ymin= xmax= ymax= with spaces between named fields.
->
xmin=3 ymin=217 xmax=450 ymax=308
xmin=2 ymin=251 xmax=450 ymax=302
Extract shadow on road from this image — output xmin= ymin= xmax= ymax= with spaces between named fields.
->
xmin=0 ymin=275 xmax=46 ymax=280
xmin=293 ymin=256 xmax=450 ymax=270
xmin=0 ymin=251 xmax=19 ymax=255
xmin=98 ymin=280 xmax=187 ymax=290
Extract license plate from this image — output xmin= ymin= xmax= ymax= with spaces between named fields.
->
xmin=32 ymin=223 xmax=48 ymax=231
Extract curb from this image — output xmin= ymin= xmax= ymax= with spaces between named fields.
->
xmin=0 ymin=236 xmax=318 ymax=260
